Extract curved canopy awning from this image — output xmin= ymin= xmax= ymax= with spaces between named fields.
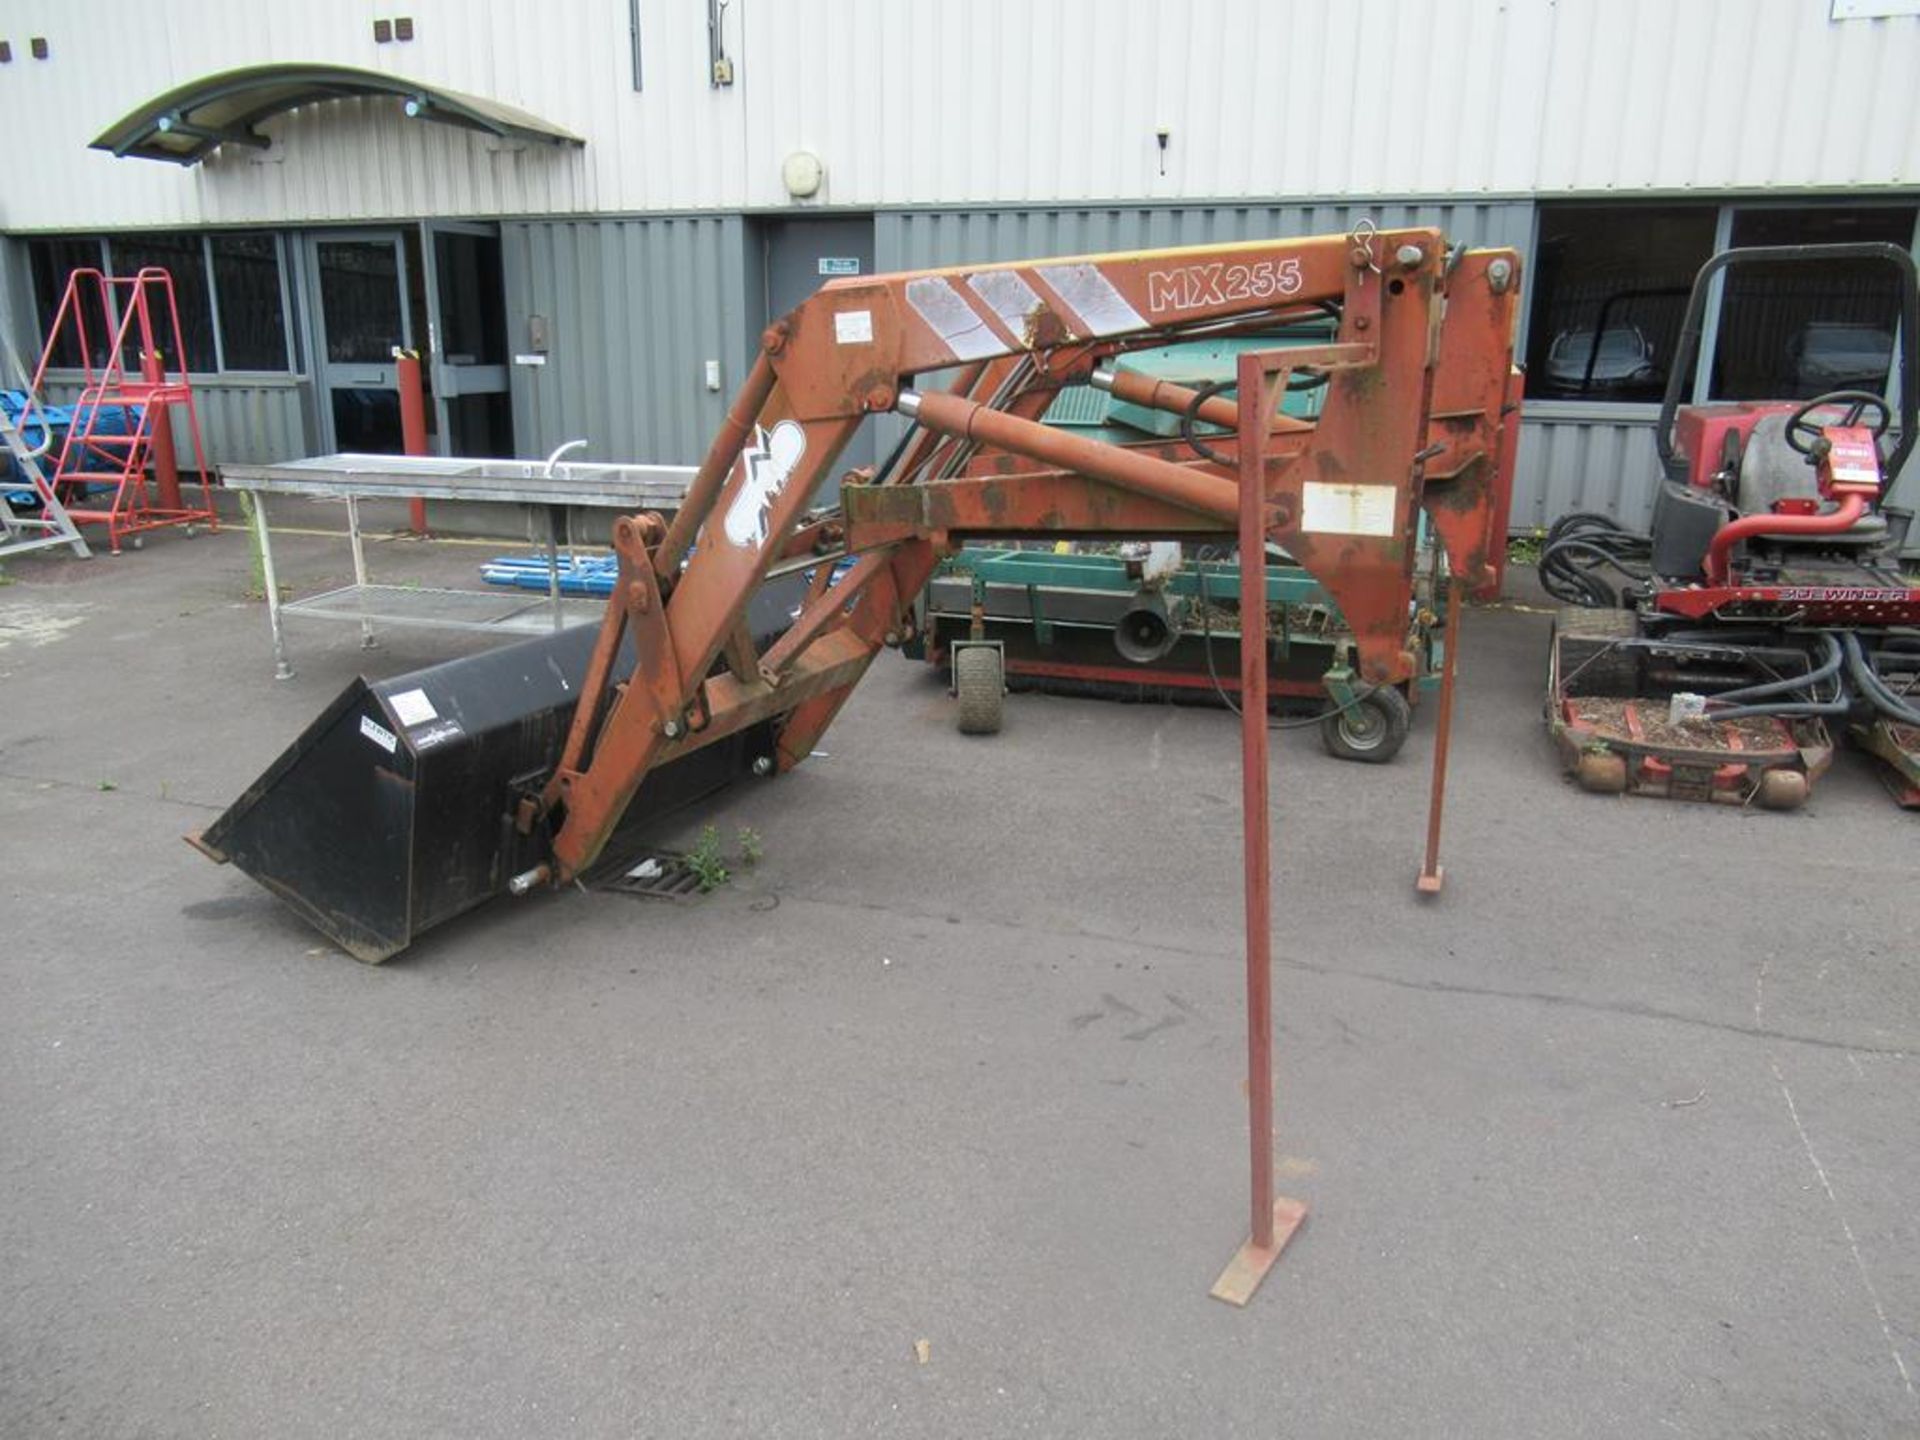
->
xmin=92 ymin=63 xmax=584 ymax=165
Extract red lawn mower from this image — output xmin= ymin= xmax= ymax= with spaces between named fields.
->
xmin=1546 ymin=241 xmax=1920 ymax=808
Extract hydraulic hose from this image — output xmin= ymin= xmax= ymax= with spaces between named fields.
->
xmin=1537 ymin=512 xmax=1653 ymax=608
xmin=1707 ymin=635 xmax=1850 ymax=720
xmin=1709 ymin=633 xmax=1843 ymax=705
xmin=1843 ymin=632 xmax=1920 ymax=726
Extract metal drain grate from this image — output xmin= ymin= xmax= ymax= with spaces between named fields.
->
xmin=597 ymin=850 xmax=707 ymax=900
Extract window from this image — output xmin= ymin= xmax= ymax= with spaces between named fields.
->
xmin=211 ymin=234 xmax=292 ymax=372
xmin=24 ymin=230 xmax=292 ymax=375
xmin=1524 ymin=205 xmax=1718 ymax=402
xmin=1526 ymin=200 xmax=1918 ymax=407
xmin=108 ymin=232 xmax=218 ymax=372
xmin=1710 ymin=206 xmax=1917 ymax=400
xmin=25 ymin=238 xmax=107 ymax=371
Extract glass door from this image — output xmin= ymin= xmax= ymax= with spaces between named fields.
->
xmin=423 ymin=222 xmax=512 ymax=456
xmin=307 ymin=232 xmax=412 ymax=453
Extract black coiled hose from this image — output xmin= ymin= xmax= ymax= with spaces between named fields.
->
xmin=1537 ymin=512 xmax=1655 ymax=609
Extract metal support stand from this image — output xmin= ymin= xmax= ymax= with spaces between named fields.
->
xmin=251 ymin=492 xmax=293 ymax=680
xmin=1211 ymin=356 xmax=1308 ymax=1306
xmin=547 ymin=504 xmax=567 ymax=632
xmin=1416 ymin=575 xmax=1463 ymax=894
xmin=345 ymin=495 xmax=377 ymax=650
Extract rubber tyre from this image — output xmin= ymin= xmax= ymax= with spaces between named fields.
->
xmin=1320 ymin=685 xmax=1410 ymax=763
xmin=1755 ymin=767 xmax=1808 ymax=811
xmin=1575 ymin=749 xmax=1629 ymax=794
xmin=954 ymin=646 xmax=1005 ymax=736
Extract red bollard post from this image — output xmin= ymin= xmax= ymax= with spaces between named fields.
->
xmin=395 ymin=349 xmax=430 ymax=535
xmin=141 ymin=349 xmax=183 ymax=512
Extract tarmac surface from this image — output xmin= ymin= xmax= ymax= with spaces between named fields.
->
xmin=3 ymin=524 xmax=1918 ymax=1439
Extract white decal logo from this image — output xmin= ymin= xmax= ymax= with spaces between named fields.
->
xmin=723 ymin=420 xmax=807 ymax=549
xmin=1145 ymin=258 xmax=1303 ymax=314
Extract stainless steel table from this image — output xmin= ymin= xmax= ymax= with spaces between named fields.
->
xmin=221 ymin=452 xmax=693 ymax=679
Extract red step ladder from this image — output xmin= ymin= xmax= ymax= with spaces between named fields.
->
xmin=27 ymin=267 xmax=218 ymax=555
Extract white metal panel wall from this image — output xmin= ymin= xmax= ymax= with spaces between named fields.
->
xmin=2 ymin=0 xmax=1917 ymax=230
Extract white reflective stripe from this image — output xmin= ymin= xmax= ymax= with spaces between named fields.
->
xmin=905 ymin=276 xmax=1001 ymax=361
xmin=965 ymin=270 xmax=1044 ymax=342
xmin=1034 ymin=263 xmax=1146 ymax=337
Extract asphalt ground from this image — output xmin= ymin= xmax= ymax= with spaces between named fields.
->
xmin=3 ymin=524 xmax=1917 ymax=1438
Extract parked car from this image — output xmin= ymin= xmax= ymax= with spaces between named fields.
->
xmin=1788 ymin=321 xmax=1894 ymax=395
xmin=1542 ymin=324 xmax=1662 ymax=396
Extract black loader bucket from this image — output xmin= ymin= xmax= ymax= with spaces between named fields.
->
xmin=193 ymin=580 xmax=802 ymax=963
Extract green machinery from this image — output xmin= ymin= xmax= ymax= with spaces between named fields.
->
xmin=913 ymin=329 xmax=1448 ymax=761
xmin=917 ymin=545 xmax=1445 ymax=762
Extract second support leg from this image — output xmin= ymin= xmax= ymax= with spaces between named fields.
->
xmin=1417 ymin=573 xmax=1464 ymax=894
xmin=346 ymin=494 xmax=376 ymax=650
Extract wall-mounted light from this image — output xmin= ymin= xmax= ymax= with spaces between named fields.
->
xmin=404 ymin=96 xmax=429 ymax=119
xmin=782 ymin=150 xmax=824 ymax=200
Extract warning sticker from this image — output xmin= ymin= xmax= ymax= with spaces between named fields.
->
xmin=834 ymin=310 xmax=874 ymax=345
xmin=389 ymin=687 xmax=437 ymax=726
xmin=1301 ymin=482 xmax=1397 ymax=537
xmin=359 ymin=714 xmax=398 ymax=754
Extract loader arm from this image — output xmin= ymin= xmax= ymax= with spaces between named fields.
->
xmin=526 ymin=228 xmax=1523 ymax=886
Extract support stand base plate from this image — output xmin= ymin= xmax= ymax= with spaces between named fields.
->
xmin=1416 ymin=864 xmax=1444 ymax=895
xmin=1208 ymin=1195 xmax=1309 ymax=1306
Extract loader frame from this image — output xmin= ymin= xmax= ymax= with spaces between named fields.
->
xmin=204 ymin=226 xmax=1524 ymax=1304
xmin=517 ymin=231 xmax=1523 ymax=893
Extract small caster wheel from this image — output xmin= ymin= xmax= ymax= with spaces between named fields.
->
xmin=1756 ymin=768 xmax=1807 ymax=811
xmin=1320 ymin=685 xmax=1410 ymax=763
xmin=954 ymin=645 xmax=1005 ymax=736
xmin=1575 ymin=749 xmax=1629 ymax=794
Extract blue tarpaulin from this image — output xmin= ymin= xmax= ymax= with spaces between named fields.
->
xmin=2 ymin=389 xmax=142 ymax=506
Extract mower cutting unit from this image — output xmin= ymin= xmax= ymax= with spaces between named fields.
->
xmin=197 ymin=227 xmax=1524 ymax=962
xmin=919 ymin=545 xmax=1455 ymax=762
xmin=1545 ymin=242 xmax=1920 ymax=809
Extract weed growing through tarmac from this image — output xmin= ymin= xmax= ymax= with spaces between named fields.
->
xmin=687 ymin=825 xmax=731 ymax=892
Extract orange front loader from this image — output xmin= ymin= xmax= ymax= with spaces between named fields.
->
xmin=197 ymin=224 xmax=1520 ymax=1303
xmin=199 ymin=225 xmax=1522 ymax=963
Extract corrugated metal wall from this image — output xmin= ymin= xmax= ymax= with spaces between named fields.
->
xmin=42 ymin=379 xmax=308 ymax=470
xmin=1512 ymin=411 xmax=1665 ymax=534
xmin=500 ymin=215 xmax=752 ymax=466
xmin=876 ymin=201 xmax=1535 ymax=269
xmin=4 ymin=0 xmax=1919 ymax=230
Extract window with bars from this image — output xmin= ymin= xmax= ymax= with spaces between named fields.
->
xmin=23 ymin=231 xmax=295 ymax=375
xmin=1525 ymin=200 xmax=1918 ymax=406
